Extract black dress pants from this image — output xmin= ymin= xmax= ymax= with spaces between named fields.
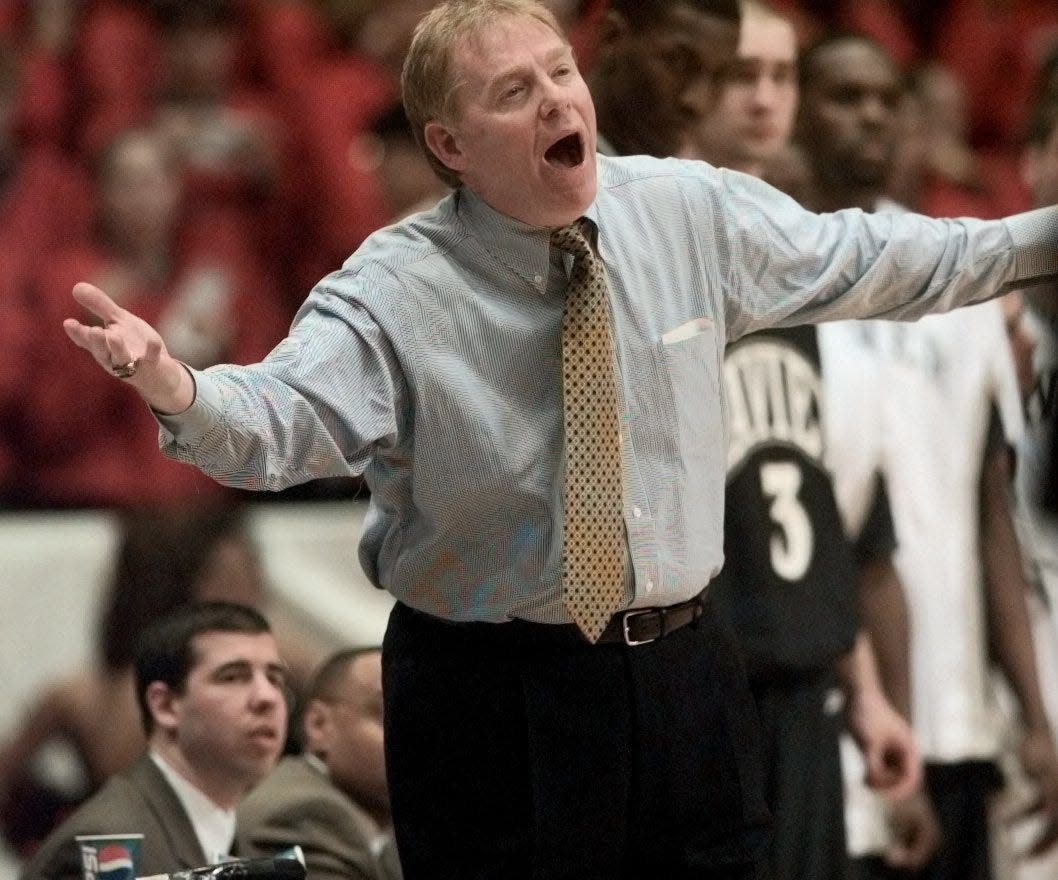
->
xmin=381 ymin=600 xmax=772 ymax=880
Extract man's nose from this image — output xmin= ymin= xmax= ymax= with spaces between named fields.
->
xmin=751 ymin=76 xmax=778 ymax=108
xmin=540 ymin=79 xmax=570 ymax=118
xmin=250 ymin=671 xmax=283 ymax=707
xmin=859 ymin=94 xmax=891 ymax=128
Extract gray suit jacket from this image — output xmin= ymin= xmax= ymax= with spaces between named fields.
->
xmin=237 ymin=756 xmax=401 ymax=880
xmin=20 ymin=755 xmax=208 ymax=880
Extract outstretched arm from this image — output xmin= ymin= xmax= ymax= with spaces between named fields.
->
xmin=63 ymin=282 xmax=195 ymax=415
xmin=712 ymin=170 xmax=1058 ymax=340
xmin=59 ymin=271 xmax=407 ymax=493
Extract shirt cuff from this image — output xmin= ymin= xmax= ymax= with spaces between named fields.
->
xmin=1005 ymin=205 xmax=1058 ymax=285
xmin=156 ymin=367 xmax=223 ymax=445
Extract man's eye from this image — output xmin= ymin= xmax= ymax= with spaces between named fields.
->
xmin=773 ymin=66 xmax=796 ymax=85
xmin=881 ymin=91 xmax=902 ymax=111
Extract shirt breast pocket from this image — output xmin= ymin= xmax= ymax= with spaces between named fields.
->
xmin=660 ymin=319 xmax=723 ymax=442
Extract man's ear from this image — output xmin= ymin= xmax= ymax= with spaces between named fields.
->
xmin=146 ymin=681 xmax=179 ymax=734
xmin=303 ymin=700 xmax=333 ymax=756
xmin=424 ymin=121 xmax=469 ymax=175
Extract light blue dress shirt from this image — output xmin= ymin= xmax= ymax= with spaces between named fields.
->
xmin=158 ymin=154 xmax=1057 ymax=624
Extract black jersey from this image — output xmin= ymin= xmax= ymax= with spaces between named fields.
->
xmin=712 ymin=325 xmax=870 ymax=680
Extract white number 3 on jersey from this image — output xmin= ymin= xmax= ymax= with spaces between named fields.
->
xmin=760 ymin=461 xmax=813 ymax=581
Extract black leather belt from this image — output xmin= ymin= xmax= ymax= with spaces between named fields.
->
xmin=595 ymin=589 xmax=708 ymax=646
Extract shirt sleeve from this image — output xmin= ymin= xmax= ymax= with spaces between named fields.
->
xmin=156 ymin=268 xmax=409 ymax=492
xmin=710 ymin=169 xmax=1058 ymax=341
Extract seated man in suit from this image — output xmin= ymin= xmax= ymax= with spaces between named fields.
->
xmin=20 ymin=602 xmax=288 ymax=880
xmin=238 ymin=648 xmax=400 ymax=880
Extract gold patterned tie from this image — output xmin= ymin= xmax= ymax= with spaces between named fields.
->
xmin=552 ymin=220 xmax=627 ymax=642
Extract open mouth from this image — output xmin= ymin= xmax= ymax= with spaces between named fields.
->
xmin=544 ymin=132 xmax=585 ymax=168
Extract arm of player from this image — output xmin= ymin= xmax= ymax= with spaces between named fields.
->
xmin=837 ymin=630 xmax=921 ymax=803
xmin=980 ymin=440 xmax=1058 ymax=856
xmin=882 ymin=789 xmax=942 ymax=871
xmin=854 ymin=534 xmax=942 ymax=869
xmin=63 ymin=283 xmax=196 ymax=414
xmin=857 ymin=556 xmax=911 ymax=718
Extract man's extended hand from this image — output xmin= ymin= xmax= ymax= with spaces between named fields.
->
xmin=63 ymin=282 xmax=195 ymax=415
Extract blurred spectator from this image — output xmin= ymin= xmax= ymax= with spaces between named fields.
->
xmin=2 ymin=0 xmax=81 ymax=148
xmin=353 ymin=104 xmax=448 ymax=222
xmin=589 ymin=0 xmax=740 ymax=159
xmin=835 ymin=0 xmax=944 ymax=69
xmin=19 ymin=126 xmax=288 ymax=508
xmin=19 ymin=601 xmax=288 ymax=880
xmin=0 ymin=504 xmax=317 ymax=858
xmin=911 ymin=63 xmax=981 ymax=198
xmin=150 ymin=0 xmax=289 ymax=269
xmin=1010 ymin=85 xmax=1058 ymax=861
xmin=72 ymin=2 xmax=164 ymax=161
xmin=936 ymin=0 xmax=1058 ymax=153
xmin=887 ymin=62 xmax=1029 ymax=220
xmin=0 ymin=44 xmax=92 ymax=504
xmin=253 ymin=0 xmax=435 ymax=295
xmin=239 ymin=648 xmax=402 ymax=880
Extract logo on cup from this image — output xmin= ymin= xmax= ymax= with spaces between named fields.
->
xmin=97 ymin=843 xmax=136 ymax=880
xmin=76 ymin=834 xmax=143 ymax=880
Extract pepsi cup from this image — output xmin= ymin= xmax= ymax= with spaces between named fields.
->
xmin=76 ymin=834 xmax=143 ymax=880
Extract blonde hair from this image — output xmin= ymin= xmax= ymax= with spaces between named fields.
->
xmin=401 ymin=0 xmax=566 ymax=187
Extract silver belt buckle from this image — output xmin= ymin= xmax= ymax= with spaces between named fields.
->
xmin=621 ymin=608 xmax=658 ymax=646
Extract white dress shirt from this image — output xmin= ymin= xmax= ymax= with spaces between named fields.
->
xmin=150 ymin=752 xmax=237 ymax=865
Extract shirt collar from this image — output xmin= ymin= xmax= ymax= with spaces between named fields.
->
xmin=150 ymin=751 xmax=236 ymax=865
xmin=595 ymin=133 xmax=617 ymax=157
xmin=303 ymin=752 xmax=329 ymax=777
xmin=455 ymin=163 xmax=603 ymax=295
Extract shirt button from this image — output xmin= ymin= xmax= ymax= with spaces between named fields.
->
xmin=533 ymin=274 xmax=543 ymax=284
xmin=633 ymin=506 xmax=642 ymax=518
xmin=645 ymin=580 xmax=655 ymax=593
